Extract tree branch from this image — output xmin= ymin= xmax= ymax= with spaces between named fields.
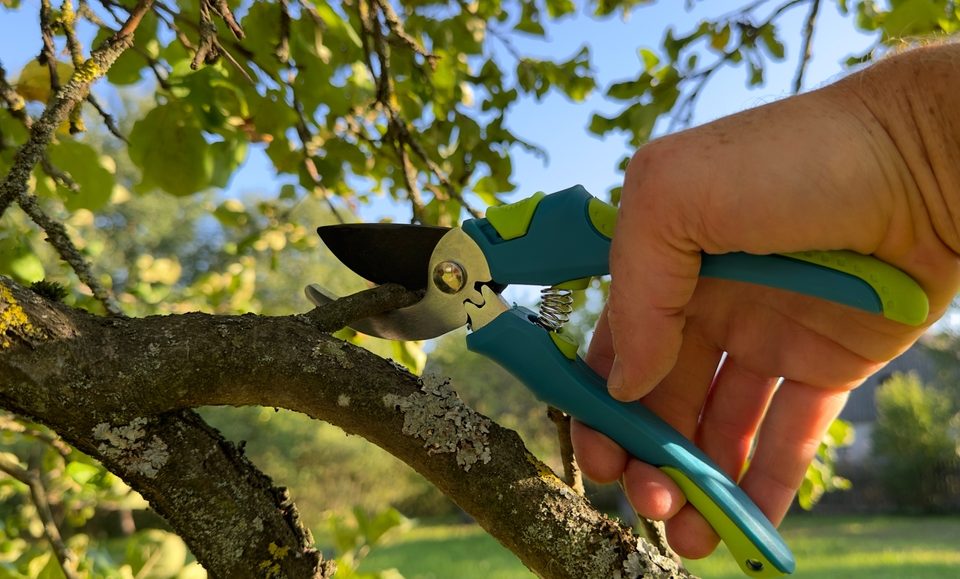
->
xmin=0 ymin=0 xmax=153 ymax=218
xmin=0 ymin=276 xmax=693 ymax=579
xmin=792 ymin=0 xmax=821 ymax=93
xmin=547 ymin=407 xmax=584 ymax=495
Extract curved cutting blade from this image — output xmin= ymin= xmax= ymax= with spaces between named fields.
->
xmin=318 ymin=223 xmax=449 ymax=290
xmin=307 ymin=229 xmax=493 ymax=341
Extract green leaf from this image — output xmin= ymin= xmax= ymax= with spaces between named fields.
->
xmin=881 ymin=0 xmax=947 ymax=38
xmin=710 ymin=24 xmax=731 ymax=51
xmin=210 ymin=139 xmax=248 ymax=189
xmin=353 ymin=506 xmax=406 ymax=547
xmin=46 ymin=138 xmax=114 ymax=211
xmin=9 ymin=252 xmax=44 ymax=283
xmin=94 ymin=11 xmax=158 ymax=85
xmin=66 ymin=461 xmax=101 ymax=485
xmin=638 ymin=48 xmax=659 ymax=71
xmin=128 ymin=104 xmax=213 ymax=197
xmin=126 ymin=530 xmax=188 ymax=578
xmin=545 ymin=0 xmax=576 ymax=18
xmin=758 ymin=25 xmax=785 ymax=60
xmin=514 ymin=2 xmax=545 ymax=35
xmin=391 ymin=340 xmax=426 ymax=375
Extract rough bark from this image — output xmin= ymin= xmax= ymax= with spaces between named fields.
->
xmin=0 ymin=276 xmax=692 ymax=579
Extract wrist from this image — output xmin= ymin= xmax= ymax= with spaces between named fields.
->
xmin=843 ymin=44 xmax=960 ymax=257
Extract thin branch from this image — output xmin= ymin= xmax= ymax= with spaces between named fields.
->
xmin=290 ymin=82 xmax=345 ymax=224
xmin=85 ymin=93 xmax=128 ymax=142
xmin=61 ymin=0 xmax=89 ymax=134
xmin=39 ymin=0 xmax=62 ymax=98
xmin=373 ymin=0 xmax=437 ymax=68
xmin=792 ymin=0 xmax=821 ymax=93
xmin=0 ymin=0 xmax=154 ymax=216
xmin=547 ymin=407 xmax=584 ymax=495
xmin=19 ymin=195 xmax=123 ymax=315
xmin=303 ymin=283 xmax=422 ymax=332
xmin=639 ymin=516 xmax=682 ymax=564
xmin=0 ymin=455 xmax=80 ymax=579
xmin=0 ymin=413 xmax=72 ymax=457
xmin=191 ymin=0 xmax=221 ymax=69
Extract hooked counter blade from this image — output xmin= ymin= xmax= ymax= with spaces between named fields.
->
xmin=317 ymin=223 xmax=449 ymax=290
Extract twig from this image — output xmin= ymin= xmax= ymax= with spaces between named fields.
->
xmin=62 ymin=0 xmax=88 ymax=133
xmin=792 ymin=0 xmax=821 ymax=93
xmin=373 ymin=0 xmax=437 ymax=68
xmin=0 ymin=455 xmax=80 ymax=579
xmin=303 ymin=283 xmax=423 ymax=332
xmin=637 ymin=515 xmax=682 ymax=564
xmin=191 ymin=0 xmax=221 ymax=69
xmin=39 ymin=0 xmax=62 ymax=98
xmin=21 ymin=195 xmax=122 ymax=315
xmin=547 ymin=407 xmax=584 ymax=495
xmin=0 ymin=413 xmax=72 ymax=457
xmin=290 ymin=82 xmax=345 ymax=224
xmin=210 ymin=0 xmax=244 ymax=39
xmin=85 ymin=93 xmax=127 ymax=142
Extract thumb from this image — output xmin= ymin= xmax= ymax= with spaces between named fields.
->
xmin=605 ymin=148 xmax=703 ymax=401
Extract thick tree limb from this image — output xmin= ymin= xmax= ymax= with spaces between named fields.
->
xmin=0 ymin=276 xmax=692 ymax=579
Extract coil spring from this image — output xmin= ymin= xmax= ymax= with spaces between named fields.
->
xmin=537 ymin=287 xmax=574 ymax=332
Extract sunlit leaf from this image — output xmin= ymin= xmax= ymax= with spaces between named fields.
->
xmin=14 ymin=60 xmax=74 ymax=103
xmin=47 ymin=138 xmax=114 ymax=211
xmin=128 ymin=104 xmax=213 ymax=197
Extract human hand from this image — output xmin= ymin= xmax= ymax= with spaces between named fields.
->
xmin=573 ymin=45 xmax=960 ymax=559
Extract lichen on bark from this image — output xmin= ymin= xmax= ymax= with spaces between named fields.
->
xmin=383 ymin=374 xmax=492 ymax=471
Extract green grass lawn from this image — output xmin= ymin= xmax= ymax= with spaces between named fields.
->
xmin=357 ymin=515 xmax=960 ymax=579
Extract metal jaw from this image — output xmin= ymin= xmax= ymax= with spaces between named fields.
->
xmin=306 ymin=228 xmax=505 ymax=341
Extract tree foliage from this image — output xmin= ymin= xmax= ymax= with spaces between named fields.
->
xmin=872 ymin=372 xmax=960 ymax=512
xmin=1 ymin=0 xmax=959 ymax=577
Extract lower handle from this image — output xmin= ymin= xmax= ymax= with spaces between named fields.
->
xmin=468 ymin=307 xmax=796 ymax=578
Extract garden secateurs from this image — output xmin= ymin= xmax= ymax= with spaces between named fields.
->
xmin=306 ymin=185 xmax=929 ymax=578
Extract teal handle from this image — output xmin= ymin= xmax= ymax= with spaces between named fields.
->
xmin=467 ymin=307 xmax=796 ymax=577
xmin=462 ymin=185 xmax=610 ymax=286
xmin=463 ymin=186 xmax=928 ymax=325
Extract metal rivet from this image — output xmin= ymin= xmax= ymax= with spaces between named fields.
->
xmin=433 ymin=261 xmax=466 ymax=294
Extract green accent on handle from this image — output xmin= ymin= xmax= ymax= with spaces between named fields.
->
xmin=485 ymin=191 xmax=546 ymax=240
xmin=555 ymin=277 xmax=591 ymax=290
xmin=662 ymin=467 xmax=785 ymax=578
xmin=587 ymin=197 xmax=617 ymax=238
xmin=785 ymin=250 xmax=928 ymax=325
xmin=549 ymin=331 xmax=579 ymax=360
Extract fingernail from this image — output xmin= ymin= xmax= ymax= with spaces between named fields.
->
xmin=607 ymin=357 xmax=623 ymax=393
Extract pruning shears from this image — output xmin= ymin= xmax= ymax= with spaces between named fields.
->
xmin=307 ymin=185 xmax=929 ymax=577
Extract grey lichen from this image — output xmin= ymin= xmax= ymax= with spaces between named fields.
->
xmin=92 ymin=417 xmax=170 ymax=478
xmin=620 ymin=536 xmax=684 ymax=579
xmin=383 ymin=374 xmax=491 ymax=471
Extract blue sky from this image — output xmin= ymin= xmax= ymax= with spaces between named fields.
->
xmin=0 ymin=1 xmax=877 ymax=222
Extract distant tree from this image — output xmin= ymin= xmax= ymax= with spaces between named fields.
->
xmin=2 ymin=1 xmax=958 ymax=577
xmin=872 ymin=372 xmax=960 ymax=512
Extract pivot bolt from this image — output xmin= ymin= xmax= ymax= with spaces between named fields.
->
xmin=433 ymin=261 xmax=466 ymax=294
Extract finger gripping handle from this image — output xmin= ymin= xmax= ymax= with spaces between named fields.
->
xmin=467 ymin=307 xmax=796 ymax=577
